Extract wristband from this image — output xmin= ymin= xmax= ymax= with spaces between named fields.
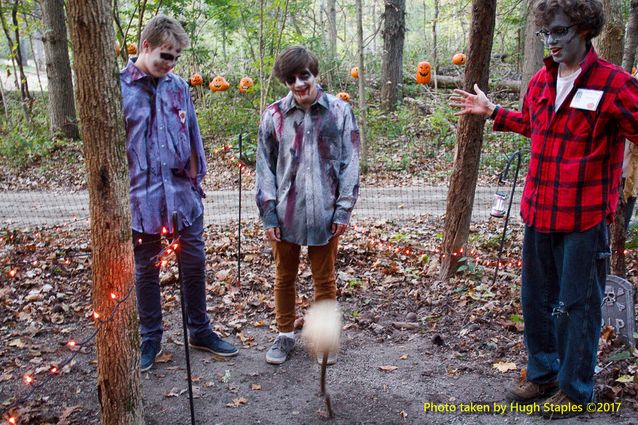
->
xmin=489 ymin=105 xmax=500 ymax=119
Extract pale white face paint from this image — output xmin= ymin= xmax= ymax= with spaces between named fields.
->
xmin=285 ymin=69 xmax=319 ymax=110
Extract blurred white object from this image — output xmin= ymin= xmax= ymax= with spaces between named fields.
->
xmin=302 ymin=300 xmax=342 ymax=355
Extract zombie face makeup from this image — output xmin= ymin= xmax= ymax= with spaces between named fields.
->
xmin=537 ymin=10 xmax=587 ymax=72
xmin=136 ymin=41 xmax=181 ymax=78
xmin=285 ymin=69 xmax=318 ymax=110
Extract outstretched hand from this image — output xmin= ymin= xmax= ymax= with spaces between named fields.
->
xmin=449 ymin=84 xmax=495 ymax=118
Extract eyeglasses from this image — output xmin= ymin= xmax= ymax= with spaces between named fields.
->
xmin=284 ymin=70 xmax=312 ymax=85
xmin=159 ymin=52 xmax=179 ymax=63
xmin=536 ymin=23 xmax=579 ymax=44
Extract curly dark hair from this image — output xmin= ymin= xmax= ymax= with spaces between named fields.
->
xmin=273 ymin=46 xmax=319 ymax=84
xmin=534 ymin=0 xmax=604 ymax=41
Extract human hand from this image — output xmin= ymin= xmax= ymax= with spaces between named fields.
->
xmin=266 ymin=227 xmax=281 ymax=242
xmin=449 ymin=84 xmax=495 ymax=118
xmin=331 ymin=223 xmax=347 ymax=237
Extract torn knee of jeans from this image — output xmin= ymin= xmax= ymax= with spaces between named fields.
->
xmin=551 ymin=301 xmax=568 ymax=317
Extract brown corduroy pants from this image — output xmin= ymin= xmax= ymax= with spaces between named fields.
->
xmin=270 ymin=237 xmax=339 ymax=332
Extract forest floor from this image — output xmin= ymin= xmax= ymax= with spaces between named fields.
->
xmin=1 ymin=97 xmax=637 ymax=424
xmin=1 ymin=217 xmax=637 ymax=425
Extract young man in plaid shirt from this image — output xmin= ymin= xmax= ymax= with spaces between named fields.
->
xmin=451 ymin=0 xmax=638 ymax=418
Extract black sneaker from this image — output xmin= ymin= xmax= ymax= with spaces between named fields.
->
xmin=189 ymin=332 xmax=239 ymax=357
xmin=140 ymin=340 xmax=162 ymax=372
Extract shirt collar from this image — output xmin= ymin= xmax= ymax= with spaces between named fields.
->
xmin=281 ymin=85 xmax=329 ymax=115
xmin=121 ymin=58 xmax=173 ymax=84
xmin=543 ymin=44 xmax=598 ymax=82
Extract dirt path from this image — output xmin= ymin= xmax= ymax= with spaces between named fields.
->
xmin=137 ymin=317 xmax=638 ymax=425
xmin=0 ymin=186 xmax=522 ymax=228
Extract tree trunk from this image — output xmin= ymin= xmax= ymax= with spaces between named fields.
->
xmin=440 ymin=0 xmax=497 ymax=279
xmin=326 ymin=0 xmax=337 ymax=60
xmin=67 ymin=0 xmax=143 ymax=423
xmin=11 ymin=1 xmax=30 ymax=103
xmin=380 ymin=0 xmax=405 ymax=111
xmin=622 ymin=0 xmax=638 ymax=71
xmin=597 ymin=0 xmax=627 ymax=276
xmin=520 ymin=0 xmax=544 ymax=108
xmin=432 ymin=0 xmax=439 ymax=86
xmin=40 ymin=0 xmax=80 ymax=139
xmin=356 ymin=0 xmax=368 ymax=174
xmin=0 ymin=2 xmax=30 ymax=122
xmin=596 ymin=0 xmax=624 ymax=65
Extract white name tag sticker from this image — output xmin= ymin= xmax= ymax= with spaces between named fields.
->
xmin=570 ymin=89 xmax=604 ymax=111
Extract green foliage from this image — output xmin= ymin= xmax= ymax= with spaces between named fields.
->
xmin=626 ymin=221 xmax=638 ymax=250
xmin=195 ymin=89 xmax=260 ymax=162
xmin=426 ymin=101 xmax=457 ymax=150
xmin=0 ymin=93 xmax=59 ymax=166
xmin=456 ymin=256 xmax=482 ymax=281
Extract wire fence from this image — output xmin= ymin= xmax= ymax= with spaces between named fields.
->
xmin=0 ymin=183 xmax=523 ymax=229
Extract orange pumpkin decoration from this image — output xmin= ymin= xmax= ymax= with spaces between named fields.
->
xmin=190 ymin=73 xmax=203 ymax=86
xmin=115 ymin=41 xmax=121 ymax=57
xmin=127 ymin=43 xmax=138 ymax=56
xmin=209 ymin=75 xmax=229 ymax=92
xmin=336 ymin=92 xmax=351 ymax=102
xmin=239 ymin=76 xmax=254 ymax=93
xmin=452 ymin=53 xmax=466 ymax=65
xmin=350 ymin=66 xmax=359 ymax=79
xmin=415 ymin=61 xmax=431 ymax=85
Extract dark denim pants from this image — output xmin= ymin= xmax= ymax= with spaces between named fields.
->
xmin=521 ymin=221 xmax=609 ymax=404
xmin=133 ymin=214 xmax=212 ymax=344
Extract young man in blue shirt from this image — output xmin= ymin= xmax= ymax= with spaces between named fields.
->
xmin=120 ymin=15 xmax=238 ymax=372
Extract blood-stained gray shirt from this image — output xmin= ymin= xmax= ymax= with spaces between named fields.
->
xmin=120 ymin=59 xmax=207 ymax=234
xmin=256 ymin=89 xmax=360 ymax=246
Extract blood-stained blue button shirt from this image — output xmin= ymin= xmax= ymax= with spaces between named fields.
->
xmin=256 ymin=89 xmax=360 ymax=246
xmin=120 ymin=59 xmax=206 ymax=234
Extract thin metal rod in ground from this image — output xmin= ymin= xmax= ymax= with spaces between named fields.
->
xmin=172 ymin=212 xmax=196 ymax=425
xmin=237 ymin=133 xmax=242 ymax=286
xmin=492 ymin=151 xmax=522 ymax=285
xmin=320 ymin=350 xmax=334 ymax=418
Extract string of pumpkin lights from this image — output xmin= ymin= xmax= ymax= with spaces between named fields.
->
xmin=0 ymin=235 xmax=180 ymax=425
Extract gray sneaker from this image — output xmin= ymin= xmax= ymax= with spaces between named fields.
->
xmin=266 ymin=335 xmax=295 ymax=365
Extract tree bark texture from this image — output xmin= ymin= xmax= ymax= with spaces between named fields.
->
xmin=597 ymin=0 xmax=627 ymax=276
xmin=380 ymin=0 xmax=405 ymax=111
xmin=432 ymin=0 xmax=439 ymax=83
xmin=40 ymin=0 xmax=80 ymax=139
xmin=356 ymin=0 xmax=368 ymax=174
xmin=440 ymin=0 xmax=496 ymax=279
xmin=326 ymin=0 xmax=337 ymax=60
xmin=10 ymin=1 xmax=31 ymax=103
xmin=520 ymin=0 xmax=544 ymax=108
xmin=622 ymin=0 xmax=638 ymax=72
xmin=596 ymin=0 xmax=624 ymax=65
xmin=67 ymin=0 xmax=143 ymax=423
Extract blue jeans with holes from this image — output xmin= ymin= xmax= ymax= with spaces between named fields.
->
xmin=133 ymin=214 xmax=213 ymax=344
xmin=521 ymin=221 xmax=609 ymax=404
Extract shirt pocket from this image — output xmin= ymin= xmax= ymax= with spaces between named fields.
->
xmin=566 ymin=106 xmax=597 ymax=135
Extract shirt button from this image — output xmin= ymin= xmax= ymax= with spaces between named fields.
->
xmin=306 ymin=131 xmax=310 ymax=134
xmin=161 ymin=145 xmax=165 ymax=148
xmin=159 ymin=126 xmax=164 ymax=130
xmin=163 ymin=162 xmax=166 ymax=166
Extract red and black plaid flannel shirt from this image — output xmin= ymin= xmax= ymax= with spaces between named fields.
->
xmin=493 ymin=47 xmax=638 ymax=233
